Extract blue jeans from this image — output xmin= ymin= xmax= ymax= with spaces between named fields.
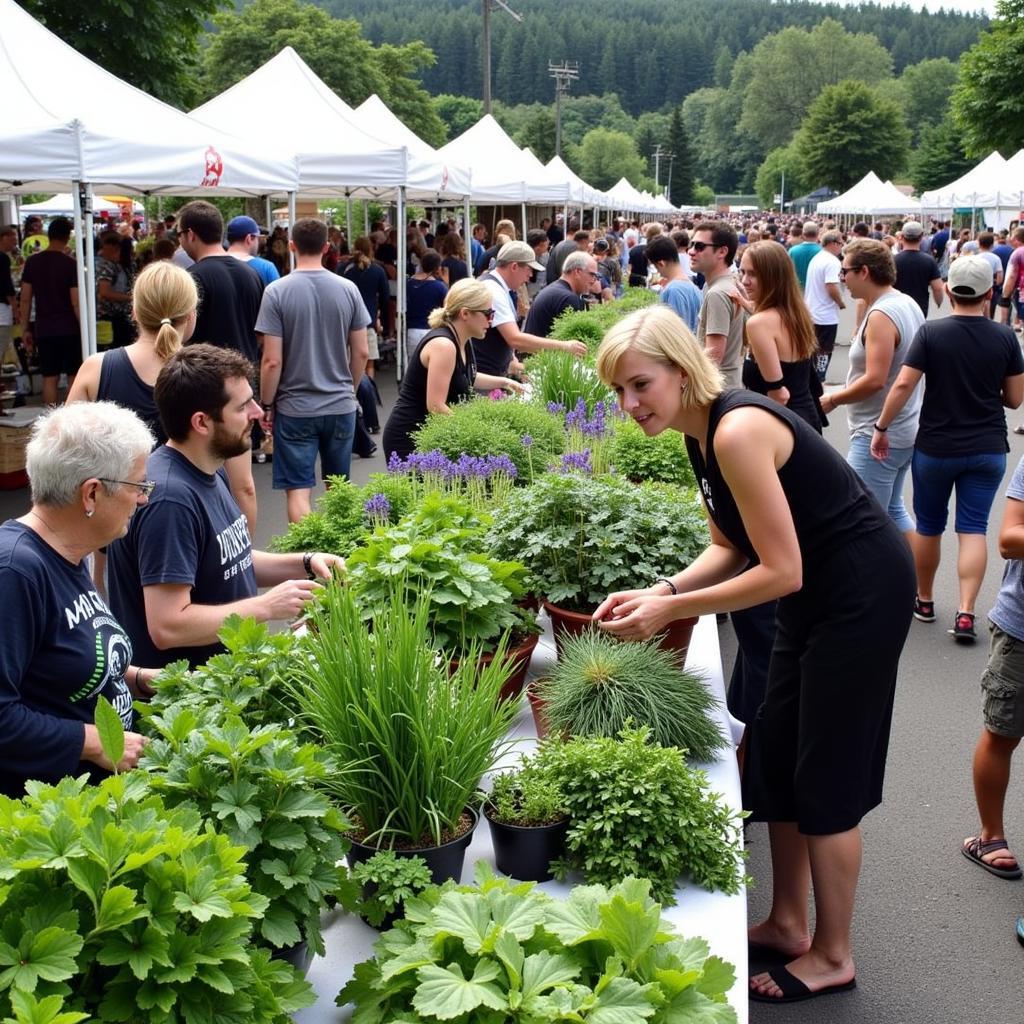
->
xmin=912 ymin=449 xmax=1006 ymax=536
xmin=847 ymin=434 xmax=915 ymax=533
xmin=272 ymin=410 xmax=356 ymax=490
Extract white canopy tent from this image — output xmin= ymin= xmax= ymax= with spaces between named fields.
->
xmin=19 ymin=194 xmax=144 ymax=218
xmin=919 ymin=151 xmax=1024 ymax=230
xmin=815 ymin=172 xmax=919 ymax=216
xmin=0 ymin=0 xmax=297 ymax=356
xmin=609 ymin=177 xmax=662 ymax=216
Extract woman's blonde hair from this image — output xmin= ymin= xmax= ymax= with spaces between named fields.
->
xmin=427 ymin=278 xmax=492 ymax=329
xmin=596 ymin=305 xmax=724 ymax=412
xmin=352 ymin=235 xmax=372 ymax=271
xmin=131 ymin=261 xmax=197 ymax=361
xmin=494 ymin=219 xmax=516 ymax=241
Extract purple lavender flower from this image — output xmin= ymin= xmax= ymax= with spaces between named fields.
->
xmin=364 ymin=493 xmax=392 ymax=522
xmin=520 ymin=434 xmax=533 ymax=448
xmin=487 ymin=454 xmax=518 ymax=479
xmin=387 ymin=451 xmax=406 ymax=473
xmin=547 ymin=401 xmax=566 ymax=415
xmin=559 ymin=450 xmax=593 ymax=474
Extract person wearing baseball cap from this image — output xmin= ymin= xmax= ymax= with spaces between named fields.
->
xmin=894 ymin=221 xmax=943 ymax=317
xmin=226 ymin=216 xmax=279 ymax=287
xmin=872 ymin=254 xmax=1024 ymax=643
xmin=472 ymin=239 xmax=587 ymax=377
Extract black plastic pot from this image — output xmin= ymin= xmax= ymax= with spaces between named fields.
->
xmin=484 ymin=805 xmax=570 ymax=882
xmin=270 ymin=939 xmax=313 ymax=976
xmin=346 ymin=807 xmax=479 ymax=886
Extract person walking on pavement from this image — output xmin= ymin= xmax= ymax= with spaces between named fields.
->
xmin=803 ymin=229 xmax=846 ymax=382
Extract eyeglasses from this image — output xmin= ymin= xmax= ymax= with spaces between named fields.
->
xmin=689 ymin=241 xmax=713 ymax=252
xmin=99 ymin=478 xmax=156 ymax=497
xmin=838 ymin=265 xmax=860 ymax=279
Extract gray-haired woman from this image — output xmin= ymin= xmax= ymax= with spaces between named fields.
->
xmin=0 ymin=401 xmax=157 ymax=797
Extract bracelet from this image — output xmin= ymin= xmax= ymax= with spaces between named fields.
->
xmin=135 ymin=667 xmax=143 ymax=691
xmin=763 ymin=377 xmax=786 ymax=391
xmin=874 ymin=422 xmax=888 ymax=432
xmin=302 ymin=552 xmax=316 ymax=580
xmin=654 ymin=577 xmax=677 ymax=595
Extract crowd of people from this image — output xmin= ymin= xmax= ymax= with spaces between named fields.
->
xmin=2 ymin=197 xmax=1024 ymax=1004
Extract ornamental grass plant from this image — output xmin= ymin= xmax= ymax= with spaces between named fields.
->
xmin=284 ymin=583 xmax=519 ymax=849
xmin=537 ymin=631 xmax=727 ymax=762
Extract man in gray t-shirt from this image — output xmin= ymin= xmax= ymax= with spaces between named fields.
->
xmin=256 ymin=218 xmax=369 ymax=522
xmin=689 ymin=222 xmax=744 ymax=388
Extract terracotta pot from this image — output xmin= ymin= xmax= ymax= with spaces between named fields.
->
xmin=526 ymin=681 xmax=551 ymax=738
xmin=542 ymin=599 xmax=697 ymax=664
xmin=450 ymin=631 xmax=541 ymax=703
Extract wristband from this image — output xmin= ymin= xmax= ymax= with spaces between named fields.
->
xmin=654 ymin=577 xmax=677 ymax=595
xmin=874 ymin=422 xmax=887 ymax=432
xmin=302 ymin=552 xmax=316 ymax=580
xmin=763 ymin=377 xmax=785 ymax=391
xmin=997 ymin=296 xmax=1012 ymax=309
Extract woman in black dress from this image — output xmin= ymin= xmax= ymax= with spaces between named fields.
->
xmin=593 ymin=304 xmax=914 ymax=1005
xmin=382 ymin=279 xmax=524 ymax=460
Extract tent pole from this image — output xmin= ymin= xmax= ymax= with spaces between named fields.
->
xmin=463 ymin=196 xmax=471 ymax=249
xmin=346 ymin=198 xmax=352 ymax=242
xmin=396 ymin=187 xmax=407 ymax=381
xmin=364 ymin=204 xmax=370 ymax=237
xmin=521 ymin=202 xmax=527 ymax=238
xmin=265 ymin=196 xmax=272 ymax=232
xmin=71 ymin=182 xmax=93 ymax=360
xmin=287 ymin=192 xmax=297 ymax=271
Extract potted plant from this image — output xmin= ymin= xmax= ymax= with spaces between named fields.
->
xmin=484 ymin=756 xmax=569 ymax=882
xmin=609 ymin=414 xmax=698 ymax=486
xmin=0 ymin=701 xmax=316 ymax=1023
xmin=533 ymin=725 xmax=747 ymax=903
xmin=283 ymin=583 xmax=519 ymax=885
xmin=350 ymin=850 xmax=432 ymax=930
xmin=337 ymin=866 xmax=739 ymax=1022
xmin=486 ymin=472 xmax=708 ymax=656
xmin=535 ymin=630 xmax=728 ymax=762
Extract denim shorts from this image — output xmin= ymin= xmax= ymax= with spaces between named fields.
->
xmin=846 ymin=434 xmax=914 ymax=534
xmin=272 ymin=410 xmax=356 ymax=490
xmin=982 ymin=623 xmax=1024 ymax=738
xmin=911 ymin=449 xmax=1006 ymax=536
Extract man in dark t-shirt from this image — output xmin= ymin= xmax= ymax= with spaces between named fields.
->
xmin=523 ymin=251 xmax=594 ymax=337
xmin=0 ymin=226 xmax=17 ymax=390
xmin=107 ymin=345 xmax=344 ymax=669
xmin=894 ymin=221 xmax=943 ymax=317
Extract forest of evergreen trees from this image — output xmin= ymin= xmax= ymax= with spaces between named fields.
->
xmin=319 ymin=0 xmax=985 ymax=115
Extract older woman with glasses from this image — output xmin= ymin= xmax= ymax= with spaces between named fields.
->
xmin=382 ymin=278 xmax=524 ymax=460
xmin=0 ymin=401 xmax=158 ymax=798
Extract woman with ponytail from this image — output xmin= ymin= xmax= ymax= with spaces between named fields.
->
xmin=382 ymin=278 xmax=525 ymax=459
xmin=68 ymin=261 xmax=197 ymax=446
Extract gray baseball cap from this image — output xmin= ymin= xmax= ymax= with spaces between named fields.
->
xmin=497 ymin=240 xmax=544 ymax=271
xmin=947 ymin=255 xmax=993 ymax=299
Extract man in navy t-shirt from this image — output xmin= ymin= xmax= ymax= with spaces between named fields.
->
xmin=107 ymin=345 xmax=345 ymax=668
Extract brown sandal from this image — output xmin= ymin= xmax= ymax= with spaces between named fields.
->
xmin=961 ymin=836 xmax=1023 ymax=879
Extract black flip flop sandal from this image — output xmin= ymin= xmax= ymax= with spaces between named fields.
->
xmin=961 ymin=836 xmax=1024 ymax=879
xmin=749 ymin=965 xmax=856 ymax=1004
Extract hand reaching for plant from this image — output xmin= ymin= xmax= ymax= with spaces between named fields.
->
xmin=261 ymin=578 xmax=322 ymax=620
xmin=82 ymin=723 xmax=147 ymax=772
xmin=592 ymin=586 xmax=663 ymax=624
xmin=594 ymin=591 xmax=676 ymax=640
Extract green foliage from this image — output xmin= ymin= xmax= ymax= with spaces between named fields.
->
xmin=200 ymin=0 xmax=445 ymax=146
xmin=0 ymin=773 xmax=313 ymax=1022
xmin=794 ymin=80 xmax=911 ymax=191
xmin=896 ymin=57 xmax=959 ymax=142
xmin=755 ymin=144 xmax=810 ymax=210
xmin=432 ymin=94 xmax=484 ymax=141
xmin=525 ymin=350 xmax=614 ymax=416
xmin=285 ymin=584 xmax=519 ymax=847
xmin=570 ymin=128 xmax=651 ymax=193
xmin=350 ymin=852 xmax=432 ymax=928
xmin=138 ymin=706 xmax=355 ymax=956
xmin=951 ymin=0 xmax=1024 ymax=157
xmin=535 ymin=728 xmax=747 ymax=902
xmin=346 ymin=494 xmax=527 ymax=653
xmin=487 ymin=760 xmax=566 ymax=827
xmin=487 ymin=474 xmax=708 ymax=612
xmin=692 ymin=183 xmax=716 ymax=207
xmin=515 ymin=109 xmax=556 ymax=165
xmin=147 ymin=616 xmax=298 ymax=728
xmin=666 ymin=106 xmax=695 ymax=207
xmin=538 ymin=631 xmax=727 ymax=762
xmin=608 ymin=415 xmax=696 ymax=487
xmin=21 ymin=0 xmax=225 ymax=108
xmin=271 ymin=472 xmax=414 ymax=555
xmin=337 ymin=866 xmax=738 ymax=1022
xmin=413 ymin=398 xmax=564 ymax=484
xmin=909 ymin=113 xmax=976 ymax=194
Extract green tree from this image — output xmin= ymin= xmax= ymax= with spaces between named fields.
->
xmin=692 ymin=183 xmax=716 ymax=207
xmin=739 ymin=18 xmax=893 ymax=157
xmin=793 ymin=80 xmax=910 ymax=191
xmin=754 ymin=144 xmax=810 ymax=209
xmin=951 ymin=0 xmax=1024 ymax=156
xmin=199 ymin=0 xmax=444 ymax=145
xmin=908 ymin=114 xmax=976 ymax=193
xmin=633 ymin=112 xmax=671 ymax=179
xmin=21 ymin=0 xmax=226 ymax=108
xmin=898 ymin=57 xmax=958 ymax=138
xmin=570 ymin=128 xmax=648 ymax=192
xmin=517 ymin=109 xmax=557 ymax=165
xmin=434 ymin=94 xmax=484 ymax=141
xmin=666 ymin=107 xmax=695 ymax=206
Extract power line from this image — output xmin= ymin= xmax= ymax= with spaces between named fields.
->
xmin=482 ymin=0 xmax=523 ymax=114
xmin=549 ymin=60 xmax=579 ymax=158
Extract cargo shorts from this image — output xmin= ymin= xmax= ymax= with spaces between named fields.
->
xmin=982 ymin=623 xmax=1024 ymax=738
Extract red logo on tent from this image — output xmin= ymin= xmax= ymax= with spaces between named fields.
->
xmin=441 ymin=165 xmax=449 ymax=191
xmin=201 ymin=146 xmax=224 ymax=187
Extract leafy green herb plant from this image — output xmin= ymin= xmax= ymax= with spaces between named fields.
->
xmin=487 ymin=759 xmax=566 ymax=827
xmin=609 ymin=414 xmax=698 ymax=486
xmin=534 ymin=726 xmax=747 ymax=903
xmin=538 ymin=631 xmax=727 ymax=762
xmin=285 ymin=584 xmax=519 ymax=849
xmin=337 ymin=865 xmax=738 ymax=1022
xmin=350 ymin=851 xmax=433 ymax=929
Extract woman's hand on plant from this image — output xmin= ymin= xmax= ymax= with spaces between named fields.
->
xmin=309 ymin=552 xmax=345 ymax=580
xmin=563 ymin=340 xmax=588 ymax=358
xmin=502 ymin=377 xmax=527 ymax=395
xmin=596 ymin=594 xmax=674 ymax=640
xmin=83 ymin=724 xmax=148 ymax=772
xmin=592 ymin=588 xmax=650 ymax=622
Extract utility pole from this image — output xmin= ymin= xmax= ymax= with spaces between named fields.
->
xmin=652 ymin=144 xmax=664 ymax=190
xmin=548 ymin=60 xmax=579 ymax=158
xmin=665 ymin=153 xmax=675 ymax=200
xmin=482 ymin=0 xmax=523 ymax=114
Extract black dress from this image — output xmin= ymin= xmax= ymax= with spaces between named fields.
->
xmin=96 ymin=347 xmax=164 ymax=447
xmin=382 ymin=326 xmax=476 ymax=460
xmin=686 ymin=390 xmax=914 ymax=834
xmin=742 ymin=357 xmax=821 ymax=432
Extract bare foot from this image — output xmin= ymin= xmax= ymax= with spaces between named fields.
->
xmin=747 ymin=919 xmax=811 ymax=959
xmin=750 ymin=948 xmax=855 ymax=999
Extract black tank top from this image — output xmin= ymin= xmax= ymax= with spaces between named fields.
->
xmin=742 ymin=357 xmax=821 ymax=433
xmin=382 ymin=326 xmax=476 ymax=459
xmin=684 ymin=390 xmax=887 ymax=568
xmin=96 ymin=347 xmax=165 ymax=447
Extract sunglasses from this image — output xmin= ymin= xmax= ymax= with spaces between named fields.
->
xmin=689 ymin=241 xmax=714 ymax=252
xmin=474 ymin=308 xmax=496 ymax=319
xmin=99 ymin=478 xmax=156 ymax=497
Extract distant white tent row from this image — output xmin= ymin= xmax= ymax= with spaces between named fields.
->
xmin=919 ymin=150 xmax=1024 ymax=231
xmin=816 ymin=172 xmax=920 ymax=216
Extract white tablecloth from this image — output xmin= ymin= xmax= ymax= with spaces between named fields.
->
xmin=294 ymin=612 xmax=748 ymax=1023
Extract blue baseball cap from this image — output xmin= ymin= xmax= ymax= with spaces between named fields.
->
xmin=226 ymin=215 xmax=264 ymax=241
